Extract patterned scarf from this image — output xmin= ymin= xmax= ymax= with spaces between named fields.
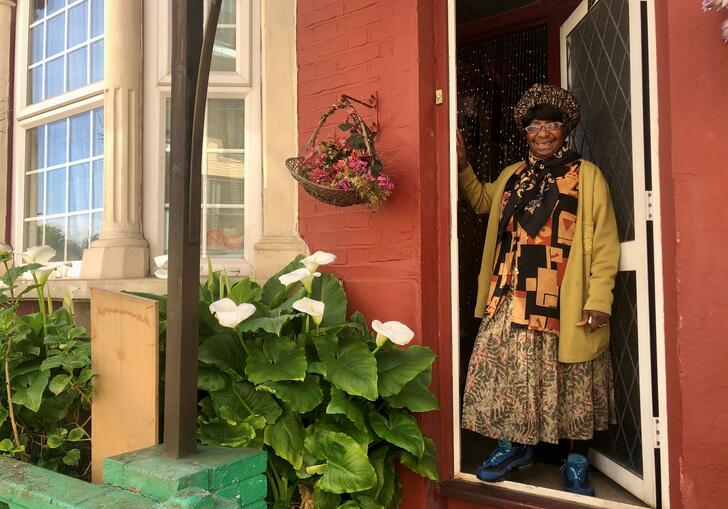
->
xmin=498 ymin=148 xmax=582 ymax=238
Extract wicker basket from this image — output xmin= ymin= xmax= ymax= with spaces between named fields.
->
xmin=286 ymin=97 xmax=381 ymax=208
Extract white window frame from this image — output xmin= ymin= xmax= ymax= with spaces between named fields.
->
xmin=143 ymin=0 xmax=262 ymax=277
xmin=12 ymin=0 xmax=105 ymax=266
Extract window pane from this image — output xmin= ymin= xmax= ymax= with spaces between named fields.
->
xmin=91 ymin=211 xmax=102 ymax=241
xmin=91 ymin=0 xmax=103 ymax=37
xmin=69 ymin=163 xmax=90 ymax=212
xmin=205 ymin=208 xmax=244 ymax=257
xmin=45 ymin=55 xmax=65 ymax=99
xmin=29 ymin=66 xmax=43 ymax=103
xmin=46 ymin=217 xmax=66 ymax=261
xmin=45 ymin=12 xmax=65 ymax=58
xmin=90 ymin=40 xmax=103 ymax=82
xmin=24 ymin=220 xmax=43 ymax=250
xmin=47 ymin=118 xmax=67 ymax=166
xmin=206 ymin=152 xmax=244 ymax=205
xmin=30 ymin=24 xmax=44 ymax=64
xmin=92 ymin=159 xmax=103 ymax=208
xmin=207 ymin=99 xmax=244 ymax=149
xmin=67 ymin=214 xmax=89 ymax=260
xmin=47 ymin=167 xmax=66 ymax=214
xmin=70 ymin=112 xmax=90 ymax=160
xmin=27 ymin=124 xmax=46 ymax=171
xmin=219 ymin=0 xmax=236 ymax=24
xmin=47 ymin=0 xmax=65 ymax=16
xmin=68 ymin=2 xmax=88 ymax=47
xmin=26 ymin=173 xmax=44 ymax=217
xmin=67 ymin=46 xmax=88 ymax=91
xmin=93 ymin=108 xmax=104 ymax=155
xmin=211 ymin=27 xmax=236 ymax=72
xmin=32 ymin=0 xmax=45 ymax=22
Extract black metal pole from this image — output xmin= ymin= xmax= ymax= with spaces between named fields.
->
xmin=165 ymin=0 xmax=203 ymax=458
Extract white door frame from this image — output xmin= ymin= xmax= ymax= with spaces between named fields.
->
xmin=448 ymin=0 xmax=670 ymax=507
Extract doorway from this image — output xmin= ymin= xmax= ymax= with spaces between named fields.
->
xmin=449 ymin=1 xmax=668 ymax=507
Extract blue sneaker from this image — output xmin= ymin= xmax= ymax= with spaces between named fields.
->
xmin=560 ymin=453 xmax=595 ymax=496
xmin=476 ymin=440 xmax=535 ymax=482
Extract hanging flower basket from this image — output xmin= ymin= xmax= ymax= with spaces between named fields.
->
xmin=286 ymin=96 xmax=394 ymax=210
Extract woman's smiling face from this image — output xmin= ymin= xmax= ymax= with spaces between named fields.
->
xmin=526 ymin=120 xmax=565 ymax=159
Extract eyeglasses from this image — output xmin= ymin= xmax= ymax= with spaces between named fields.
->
xmin=524 ymin=122 xmax=563 ymax=134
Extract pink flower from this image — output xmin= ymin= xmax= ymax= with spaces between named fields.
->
xmin=377 ymin=174 xmax=395 ymax=191
xmin=308 ymin=167 xmax=334 ymax=186
xmin=338 ymin=179 xmax=351 ymax=191
xmin=334 ymin=159 xmax=347 ymax=171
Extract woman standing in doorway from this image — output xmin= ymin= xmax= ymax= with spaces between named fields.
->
xmin=459 ymin=84 xmax=619 ymax=497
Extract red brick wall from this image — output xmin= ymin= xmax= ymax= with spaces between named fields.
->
xmin=656 ymin=3 xmax=728 ymax=509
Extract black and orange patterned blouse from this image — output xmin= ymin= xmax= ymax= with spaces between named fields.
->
xmin=484 ymin=160 xmax=581 ymax=334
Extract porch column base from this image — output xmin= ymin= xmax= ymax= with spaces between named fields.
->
xmin=80 ymin=240 xmax=149 ymax=279
xmin=253 ymin=236 xmax=308 ymax=283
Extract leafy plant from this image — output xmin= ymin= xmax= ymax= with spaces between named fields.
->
xmin=152 ymin=252 xmax=439 ymax=508
xmin=0 ymin=247 xmax=92 ymax=478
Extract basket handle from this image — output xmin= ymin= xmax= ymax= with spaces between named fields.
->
xmin=305 ymin=98 xmax=377 ymax=158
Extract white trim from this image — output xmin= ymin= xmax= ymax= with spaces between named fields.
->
xmin=447 ymin=0 xmax=461 ymax=479
xmin=644 ymin=0 xmax=670 ymax=506
xmin=560 ymin=0 xmax=588 ymax=87
xmin=590 ymin=450 xmax=646 ymax=502
xmin=455 ymin=473 xmax=649 ymax=509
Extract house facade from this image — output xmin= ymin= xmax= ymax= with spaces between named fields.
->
xmin=1 ymin=1 xmax=727 ymax=508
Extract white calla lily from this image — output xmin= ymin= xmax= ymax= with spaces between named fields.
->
xmin=30 ymin=262 xmax=71 ymax=286
xmin=21 ymin=245 xmax=56 ymax=264
xmin=63 ymin=286 xmax=80 ymax=315
xmin=208 ymin=298 xmax=256 ymax=328
xmin=301 ymin=251 xmax=336 ymax=274
xmin=279 ymin=268 xmax=321 ymax=294
xmin=292 ymin=297 xmax=325 ymax=326
xmin=154 ymin=255 xmax=168 ymax=279
xmin=372 ymin=320 xmax=415 ymax=347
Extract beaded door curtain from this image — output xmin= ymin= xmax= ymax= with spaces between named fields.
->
xmin=456 ymin=26 xmax=548 ymax=390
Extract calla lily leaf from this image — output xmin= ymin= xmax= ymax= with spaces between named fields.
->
xmin=198 ymin=334 xmax=246 ymax=381
xmin=399 ymin=436 xmax=439 ymax=481
xmin=383 ymin=367 xmax=439 ymax=412
xmin=239 ymin=314 xmax=297 ymax=335
xmin=245 ymin=335 xmax=307 ymax=384
xmin=363 ymin=446 xmax=397 ymax=508
xmin=260 ymin=374 xmax=324 ymax=413
xmin=311 ymin=274 xmax=347 ymax=326
xmin=229 ymin=278 xmax=263 ymax=304
xmin=264 ymin=407 xmax=306 ymax=470
xmin=376 ymin=345 xmax=436 ymax=397
xmin=315 ymin=336 xmax=378 ymax=401
xmin=368 ymin=410 xmax=424 ymax=458
xmin=304 ymin=430 xmax=377 ymax=494
xmin=198 ymin=367 xmax=228 ymax=392
xmin=209 ymin=380 xmax=282 ymax=425
xmin=326 ymin=387 xmax=366 ymax=431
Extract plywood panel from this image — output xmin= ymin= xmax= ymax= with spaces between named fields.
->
xmin=90 ymin=289 xmax=159 ymax=483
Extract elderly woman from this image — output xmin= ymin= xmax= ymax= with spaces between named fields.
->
xmin=458 ymin=84 xmax=619 ymax=497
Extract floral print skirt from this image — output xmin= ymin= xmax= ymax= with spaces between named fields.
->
xmin=461 ymin=289 xmax=616 ymax=445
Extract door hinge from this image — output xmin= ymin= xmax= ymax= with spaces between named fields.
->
xmin=646 ymin=191 xmax=654 ymax=221
xmin=653 ymin=416 xmax=663 ymax=449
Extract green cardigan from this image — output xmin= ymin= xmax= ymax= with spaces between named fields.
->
xmin=459 ymin=160 xmax=620 ymax=363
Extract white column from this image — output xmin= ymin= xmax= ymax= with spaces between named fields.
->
xmin=253 ymin=0 xmax=307 ymax=282
xmin=81 ymin=0 xmax=149 ymax=278
xmin=0 ymin=0 xmax=15 ymax=244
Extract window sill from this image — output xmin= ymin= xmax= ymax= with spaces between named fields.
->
xmin=15 ymin=277 xmax=168 ymax=301
xmin=438 ymin=478 xmax=606 ymax=509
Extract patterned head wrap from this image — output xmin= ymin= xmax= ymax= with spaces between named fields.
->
xmin=513 ymin=84 xmax=581 ymax=134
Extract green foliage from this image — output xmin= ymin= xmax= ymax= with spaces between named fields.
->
xmin=156 ymin=255 xmax=439 ymax=507
xmin=0 ymin=256 xmax=92 ymax=479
